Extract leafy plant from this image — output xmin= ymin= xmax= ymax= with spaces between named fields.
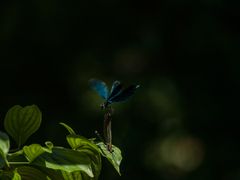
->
xmin=0 ymin=105 xmax=122 ymax=180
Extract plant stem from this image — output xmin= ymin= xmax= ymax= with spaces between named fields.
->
xmin=8 ymin=162 xmax=30 ymax=165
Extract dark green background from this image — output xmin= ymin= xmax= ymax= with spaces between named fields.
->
xmin=1 ymin=1 xmax=240 ymax=179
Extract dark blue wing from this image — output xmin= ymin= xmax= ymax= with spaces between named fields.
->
xmin=107 ymin=81 xmax=123 ymax=101
xmin=89 ymin=79 xmax=109 ymax=100
xmin=108 ymin=84 xmax=140 ymax=102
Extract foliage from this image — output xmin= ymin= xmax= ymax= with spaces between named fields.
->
xmin=0 ymin=105 xmax=122 ymax=180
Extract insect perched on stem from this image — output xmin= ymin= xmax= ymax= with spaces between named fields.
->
xmin=89 ymin=79 xmax=140 ymax=109
xmin=89 ymin=79 xmax=140 ymax=152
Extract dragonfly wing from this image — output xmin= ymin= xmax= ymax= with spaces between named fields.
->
xmin=109 ymin=84 xmax=140 ymax=102
xmin=89 ymin=79 xmax=109 ymax=100
xmin=108 ymin=81 xmax=123 ymax=100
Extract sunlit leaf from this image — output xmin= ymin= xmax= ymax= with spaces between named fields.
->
xmin=97 ymin=142 xmax=122 ymax=175
xmin=30 ymin=147 xmax=94 ymax=178
xmin=0 ymin=131 xmax=10 ymax=167
xmin=4 ymin=105 xmax=42 ymax=147
xmin=78 ymin=148 xmax=101 ymax=180
xmin=66 ymin=135 xmax=100 ymax=152
xmin=61 ymin=170 xmax=100 ymax=180
xmin=59 ymin=122 xmax=76 ymax=135
xmin=23 ymin=144 xmax=51 ymax=162
xmin=66 ymin=134 xmax=102 ymax=179
xmin=61 ymin=171 xmax=83 ymax=180
xmin=60 ymin=155 xmax=100 ymax=180
xmin=12 ymin=170 xmax=21 ymax=180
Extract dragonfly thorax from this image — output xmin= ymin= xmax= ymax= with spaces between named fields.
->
xmin=100 ymin=101 xmax=111 ymax=110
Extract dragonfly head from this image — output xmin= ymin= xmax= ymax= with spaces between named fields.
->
xmin=100 ymin=102 xmax=107 ymax=110
xmin=100 ymin=101 xmax=111 ymax=110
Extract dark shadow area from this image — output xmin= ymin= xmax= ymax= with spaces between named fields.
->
xmin=1 ymin=0 xmax=240 ymax=179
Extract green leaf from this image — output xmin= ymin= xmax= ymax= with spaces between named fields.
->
xmin=61 ymin=170 xmax=99 ymax=180
xmin=37 ymin=167 xmax=93 ymax=180
xmin=66 ymin=135 xmax=102 ymax=179
xmin=77 ymin=148 xmax=101 ymax=180
xmin=97 ymin=142 xmax=122 ymax=175
xmin=45 ymin=141 xmax=54 ymax=150
xmin=0 ymin=170 xmax=21 ymax=180
xmin=17 ymin=166 xmax=52 ymax=180
xmin=8 ymin=149 xmax=24 ymax=157
xmin=59 ymin=122 xmax=76 ymax=135
xmin=0 ymin=131 xmax=10 ymax=167
xmin=36 ymin=167 xmax=64 ymax=180
xmin=12 ymin=170 xmax=21 ymax=180
xmin=30 ymin=147 xmax=94 ymax=178
xmin=7 ymin=150 xmax=27 ymax=164
xmin=4 ymin=105 xmax=42 ymax=147
xmin=0 ymin=158 xmax=5 ymax=168
xmin=66 ymin=135 xmax=100 ymax=152
xmin=62 ymin=171 xmax=81 ymax=180
xmin=23 ymin=144 xmax=52 ymax=162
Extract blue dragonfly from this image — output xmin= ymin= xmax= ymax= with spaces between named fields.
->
xmin=90 ymin=79 xmax=140 ymax=152
xmin=89 ymin=79 xmax=140 ymax=109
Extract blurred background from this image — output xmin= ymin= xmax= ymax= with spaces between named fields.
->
xmin=0 ymin=0 xmax=240 ymax=179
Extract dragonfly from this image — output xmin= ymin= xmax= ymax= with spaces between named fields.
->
xmin=90 ymin=79 xmax=140 ymax=152
xmin=89 ymin=79 xmax=140 ymax=109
